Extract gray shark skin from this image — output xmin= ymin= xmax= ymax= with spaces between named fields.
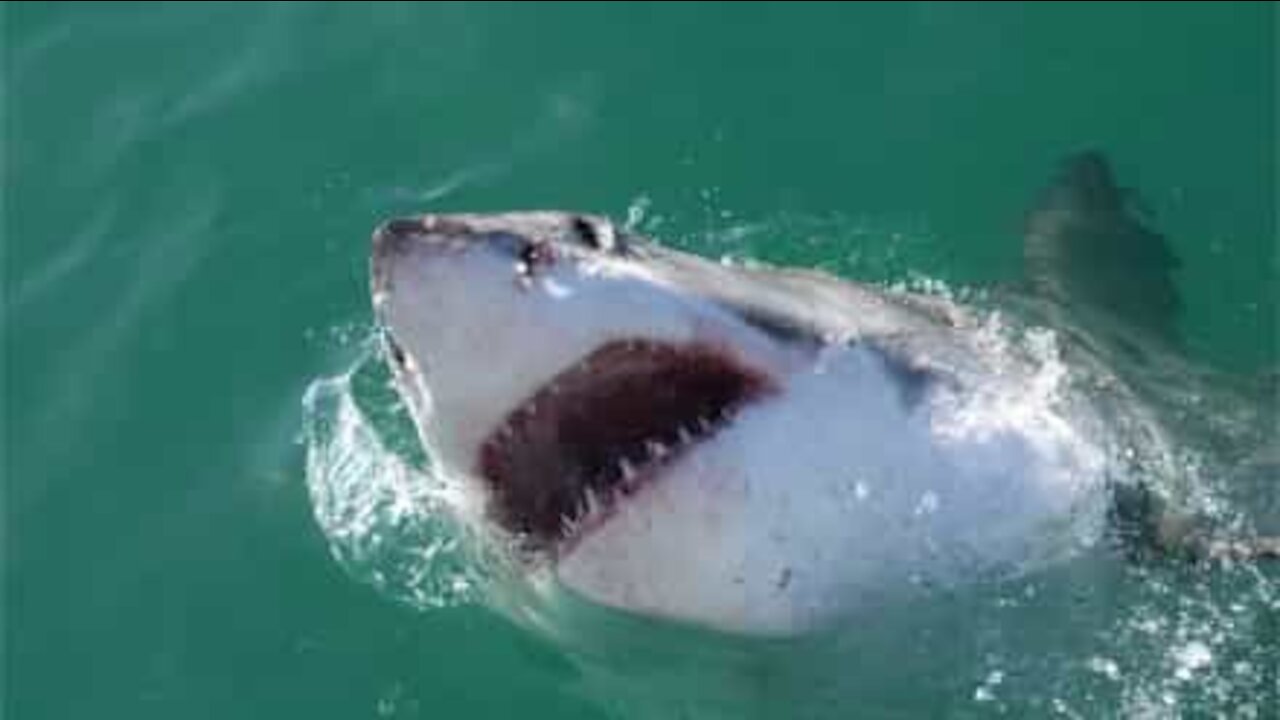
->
xmin=368 ymin=151 xmax=1277 ymax=637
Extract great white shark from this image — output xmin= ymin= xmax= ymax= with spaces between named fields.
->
xmin=369 ymin=152 xmax=1277 ymax=637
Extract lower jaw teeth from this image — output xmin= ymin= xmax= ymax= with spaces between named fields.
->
xmin=559 ymin=424 xmax=719 ymax=541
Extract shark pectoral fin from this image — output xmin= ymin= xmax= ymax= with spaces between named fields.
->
xmin=1109 ymin=481 xmax=1280 ymax=565
xmin=1153 ymin=514 xmax=1280 ymax=565
xmin=1023 ymin=151 xmax=1183 ymax=345
xmin=1201 ymin=536 xmax=1280 ymax=562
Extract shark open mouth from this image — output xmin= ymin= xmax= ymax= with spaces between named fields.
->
xmin=478 ymin=340 xmax=775 ymax=551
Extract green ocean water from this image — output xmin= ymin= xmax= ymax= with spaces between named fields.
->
xmin=5 ymin=3 xmax=1276 ymax=719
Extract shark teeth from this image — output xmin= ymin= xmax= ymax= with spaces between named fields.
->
xmin=583 ymin=486 xmax=603 ymax=517
xmin=560 ymin=483 xmax=618 ymax=539
xmin=478 ymin=338 xmax=776 ymax=548
xmin=494 ymin=405 xmax=741 ymax=546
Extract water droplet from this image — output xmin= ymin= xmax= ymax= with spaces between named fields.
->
xmin=1172 ymin=640 xmax=1212 ymax=681
xmin=1087 ymin=656 xmax=1120 ymax=680
xmin=914 ymin=491 xmax=940 ymax=516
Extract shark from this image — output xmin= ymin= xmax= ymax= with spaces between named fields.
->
xmin=368 ymin=151 xmax=1277 ymax=637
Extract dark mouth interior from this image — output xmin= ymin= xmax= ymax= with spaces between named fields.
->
xmin=478 ymin=340 xmax=774 ymax=549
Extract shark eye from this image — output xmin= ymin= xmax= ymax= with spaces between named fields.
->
xmin=571 ymin=216 xmax=614 ymax=252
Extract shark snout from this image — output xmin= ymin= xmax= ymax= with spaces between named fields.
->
xmin=372 ymin=212 xmax=559 ymax=266
xmin=370 ymin=211 xmax=624 ymax=301
xmin=371 ymin=217 xmax=429 ymax=261
xmin=371 ymin=216 xmax=428 ymax=299
xmin=371 ymin=214 xmax=531 ymax=299
xmin=371 ymin=215 xmax=482 ymax=270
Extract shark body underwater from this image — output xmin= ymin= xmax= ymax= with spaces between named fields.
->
xmin=369 ymin=152 xmax=1278 ymax=638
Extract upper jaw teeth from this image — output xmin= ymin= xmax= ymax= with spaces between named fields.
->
xmin=564 ymin=417 xmax=724 ymax=528
xmin=583 ymin=486 xmax=602 ymax=516
xmin=485 ymin=340 xmax=766 ymax=547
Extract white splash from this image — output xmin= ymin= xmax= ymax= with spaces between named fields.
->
xmin=301 ymin=344 xmax=477 ymax=611
xmin=1170 ymin=640 xmax=1212 ymax=681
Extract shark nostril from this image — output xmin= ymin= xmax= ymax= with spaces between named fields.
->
xmin=517 ymin=240 xmax=555 ymax=276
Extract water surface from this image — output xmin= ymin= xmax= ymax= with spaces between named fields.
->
xmin=6 ymin=3 xmax=1275 ymax=718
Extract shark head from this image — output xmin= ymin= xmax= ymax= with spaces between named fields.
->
xmin=371 ymin=211 xmax=1110 ymax=636
xmin=371 ymin=212 xmax=798 ymax=542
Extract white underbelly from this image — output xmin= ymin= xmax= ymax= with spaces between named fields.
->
xmin=556 ymin=345 xmax=1112 ymax=636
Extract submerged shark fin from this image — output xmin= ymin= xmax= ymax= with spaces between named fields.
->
xmin=1110 ymin=481 xmax=1280 ymax=565
xmin=1023 ymin=151 xmax=1183 ymax=345
xmin=1026 ymin=153 xmax=1280 ymax=566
